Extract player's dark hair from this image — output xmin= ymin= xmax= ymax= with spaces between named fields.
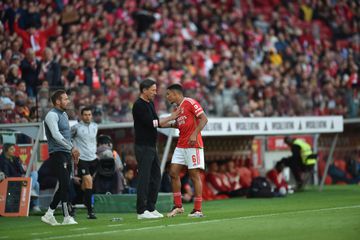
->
xmin=50 ymin=89 xmax=66 ymax=105
xmin=139 ymin=78 xmax=156 ymax=93
xmin=167 ymin=83 xmax=184 ymax=95
xmin=81 ymin=107 xmax=92 ymax=115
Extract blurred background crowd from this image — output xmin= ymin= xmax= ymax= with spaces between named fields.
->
xmin=0 ymin=0 xmax=360 ymax=124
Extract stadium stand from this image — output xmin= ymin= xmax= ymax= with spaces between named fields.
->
xmin=0 ymin=0 xmax=359 ymax=123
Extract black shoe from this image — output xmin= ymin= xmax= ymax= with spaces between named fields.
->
xmin=69 ymin=205 xmax=76 ymax=217
xmin=296 ymin=182 xmax=304 ymax=192
xmin=87 ymin=212 xmax=97 ymax=219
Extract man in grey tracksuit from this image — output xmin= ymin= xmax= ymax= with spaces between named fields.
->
xmin=41 ymin=89 xmax=80 ymax=226
xmin=71 ymin=107 xmax=98 ymax=219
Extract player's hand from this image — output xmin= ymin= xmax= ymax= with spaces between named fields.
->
xmin=188 ymin=133 xmax=197 ymax=146
xmin=71 ymin=148 xmax=80 ymax=164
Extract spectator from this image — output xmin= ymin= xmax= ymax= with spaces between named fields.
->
xmin=124 ymin=168 xmax=138 ymax=194
xmin=13 ymin=13 xmax=58 ymax=57
xmin=0 ymin=0 xmax=359 ymax=123
xmin=206 ymin=161 xmax=231 ymax=196
xmin=0 ymin=87 xmax=15 ymax=110
xmin=347 ymin=155 xmax=360 ymax=181
xmin=328 ymin=158 xmax=360 ymax=184
xmin=40 ymin=48 xmax=62 ymax=90
xmin=20 ymin=48 xmax=41 ymax=97
xmin=84 ymin=58 xmax=103 ymax=91
xmin=0 ymin=143 xmax=41 ymax=212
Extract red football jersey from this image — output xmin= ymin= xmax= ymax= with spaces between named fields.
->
xmin=176 ymin=97 xmax=204 ymax=148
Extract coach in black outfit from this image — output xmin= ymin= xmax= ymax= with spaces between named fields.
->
xmin=132 ymin=78 xmax=179 ymax=219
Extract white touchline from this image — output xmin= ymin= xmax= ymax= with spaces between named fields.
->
xmin=31 ymin=232 xmax=52 ymax=235
xmin=34 ymin=205 xmax=360 ymax=240
xmin=70 ymin=228 xmax=89 ymax=231
xmin=107 ymin=224 xmax=124 ymax=227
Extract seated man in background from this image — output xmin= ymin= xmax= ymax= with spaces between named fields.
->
xmin=95 ymin=135 xmax=125 ymax=194
xmin=347 ymin=155 xmax=360 ymax=184
xmin=279 ymin=136 xmax=317 ymax=190
xmin=124 ymin=168 xmax=138 ymax=194
xmin=206 ymin=161 xmax=241 ymax=198
xmin=266 ymin=161 xmax=289 ymax=197
xmin=0 ymin=143 xmax=41 ymax=212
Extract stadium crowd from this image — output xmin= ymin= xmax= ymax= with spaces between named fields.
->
xmin=0 ymin=0 xmax=360 ymax=124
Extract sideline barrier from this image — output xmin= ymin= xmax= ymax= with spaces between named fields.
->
xmin=94 ymin=193 xmax=172 ymax=213
xmin=0 ymin=177 xmax=31 ymax=217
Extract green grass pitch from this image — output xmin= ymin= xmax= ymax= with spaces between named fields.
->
xmin=1 ymin=185 xmax=359 ymax=240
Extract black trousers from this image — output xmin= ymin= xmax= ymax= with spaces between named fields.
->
xmin=48 ymin=151 xmax=72 ymax=215
xmin=280 ymin=156 xmax=314 ymax=184
xmin=135 ymin=145 xmax=161 ymax=214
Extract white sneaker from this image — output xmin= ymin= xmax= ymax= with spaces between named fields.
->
xmin=137 ymin=210 xmax=159 ymax=219
xmin=32 ymin=206 xmax=42 ymax=212
xmin=150 ymin=210 xmax=164 ymax=218
xmin=62 ymin=216 xmax=78 ymax=225
xmin=41 ymin=213 xmax=60 ymax=226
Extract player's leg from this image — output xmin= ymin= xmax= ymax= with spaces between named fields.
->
xmin=167 ymin=148 xmax=186 ymax=217
xmin=186 ymin=148 xmax=205 ymax=217
xmin=188 ymin=168 xmax=202 ymax=207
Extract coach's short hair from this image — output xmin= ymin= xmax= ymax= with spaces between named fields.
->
xmin=139 ymin=78 xmax=156 ymax=93
xmin=167 ymin=83 xmax=184 ymax=95
xmin=50 ymin=89 xmax=66 ymax=105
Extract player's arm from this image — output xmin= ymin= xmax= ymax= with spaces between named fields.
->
xmin=188 ymin=112 xmax=208 ymax=146
xmin=195 ymin=112 xmax=208 ymax=133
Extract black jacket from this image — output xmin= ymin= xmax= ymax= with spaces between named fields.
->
xmin=0 ymin=154 xmax=25 ymax=177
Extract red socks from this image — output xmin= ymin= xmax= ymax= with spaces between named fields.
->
xmin=173 ymin=192 xmax=182 ymax=207
xmin=194 ymin=196 xmax=202 ymax=211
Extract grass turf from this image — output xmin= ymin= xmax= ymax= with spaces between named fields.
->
xmin=0 ymin=185 xmax=359 ymax=240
